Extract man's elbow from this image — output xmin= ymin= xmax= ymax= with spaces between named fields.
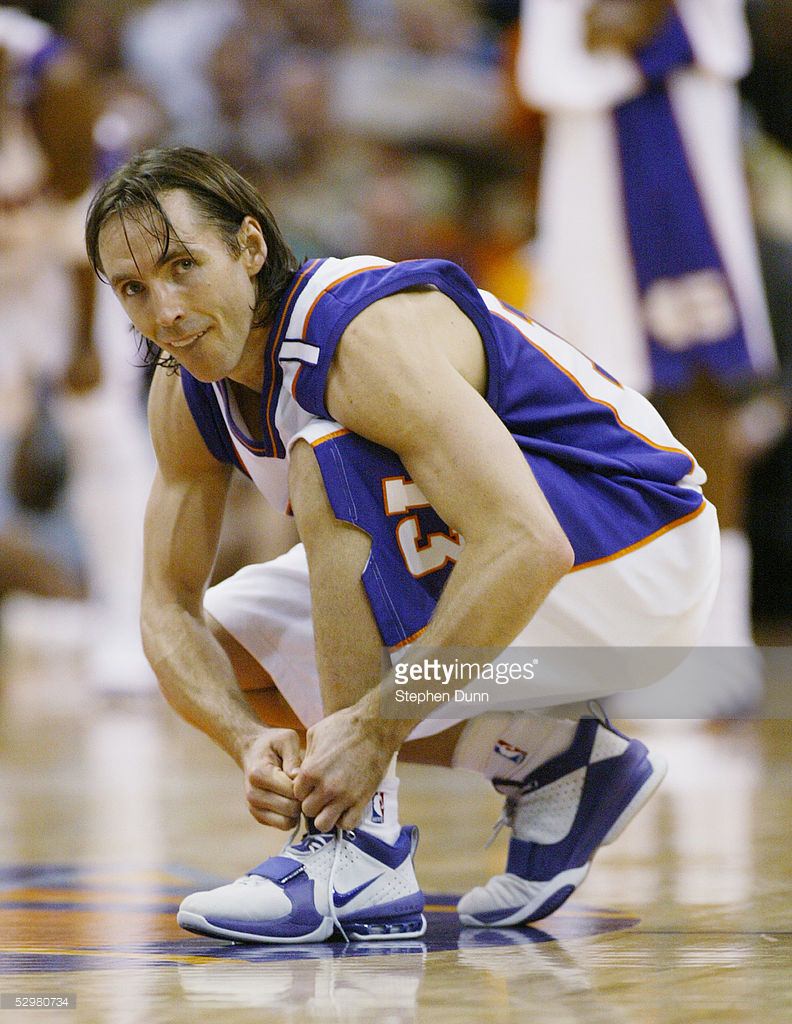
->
xmin=515 ymin=520 xmax=575 ymax=589
xmin=140 ymin=612 xmax=188 ymax=713
xmin=543 ymin=525 xmax=575 ymax=584
xmin=140 ymin=611 xmax=164 ymax=683
xmin=140 ymin=597 xmax=182 ymax=684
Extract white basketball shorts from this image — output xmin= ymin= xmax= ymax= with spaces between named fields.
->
xmin=204 ymin=499 xmax=720 ymax=739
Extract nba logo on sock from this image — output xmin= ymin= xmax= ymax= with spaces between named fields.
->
xmin=494 ymin=739 xmax=527 ymax=765
xmin=371 ymin=792 xmax=385 ymax=824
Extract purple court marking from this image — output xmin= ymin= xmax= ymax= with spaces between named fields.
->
xmin=0 ymin=865 xmax=640 ymax=972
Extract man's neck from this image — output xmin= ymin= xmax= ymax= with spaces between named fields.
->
xmin=227 ymin=319 xmax=273 ymax=393
xmin=227 ymin=377 xmax=266 ymax=442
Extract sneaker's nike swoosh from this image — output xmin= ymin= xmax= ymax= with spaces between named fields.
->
xmin=332 ymin=874 xmax=383 ymax=907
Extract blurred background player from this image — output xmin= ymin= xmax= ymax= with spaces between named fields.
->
xmin=517 ymin=0 xmax=784 ymax=715
xmin=0 ymin=3 xmax=157 ymax=691
xmin=0 ymin=4 xmax=97 ymax=623
xmin=740 ymin=0 xmax=792 ymax=627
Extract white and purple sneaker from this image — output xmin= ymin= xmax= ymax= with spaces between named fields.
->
xmin=177 ymin=825 xmax=426 ymax=944
xmin=458 ymin=717 xmax=667 ymax=927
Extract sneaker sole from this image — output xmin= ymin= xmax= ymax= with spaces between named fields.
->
xmin=177 ymin=910 xmax=428 ymax=944
xmin=176 ymin=910 xmax=334 ymax=944
xmin=344 ymin=913 xmax=427 ymax=940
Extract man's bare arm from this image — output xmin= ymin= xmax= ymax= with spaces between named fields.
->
xmin=294 ymin=290 xmax=574 ymax=827
xmin=144 ymin=368 xmax=301 ymax=828
xmin=327 ymin=289 xmax=573 ymax=686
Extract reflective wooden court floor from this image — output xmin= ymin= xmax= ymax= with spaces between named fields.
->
xmin=1 ymin=643 xmax=791 ymax=1024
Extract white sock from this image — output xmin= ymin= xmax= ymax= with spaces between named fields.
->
xmin=358 ymin=755 xmax=401 ymax=844
xmin=451 ymin=713 xmax=579 ymax=789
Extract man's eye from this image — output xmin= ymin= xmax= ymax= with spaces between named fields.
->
xmin=175 ymin=258 xmax=194 ymax=273
xmin=121 ymin=281 xmax=143 ymax=298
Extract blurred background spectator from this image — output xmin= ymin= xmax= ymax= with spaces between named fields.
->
xmin=2 ymin=0 xmax=790 ymax=702
xmin=1 ymin=3 xmax=97 ymax=641
xmin=516 ymin=0 xmax=790 ymax=715
xmin=741 ymin=0 xmax=792 ymax=628
xmin=1 ymin=1 xmax=160 ymax=692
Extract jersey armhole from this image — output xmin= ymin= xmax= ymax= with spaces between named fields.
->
xmin=294 ymin=261 xmax=504 ymax=418
xmin=180 ymin=371 xmax=244 ymax=471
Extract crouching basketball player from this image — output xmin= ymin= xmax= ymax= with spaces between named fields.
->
xmin=85 ymin=148 xmax=720 ymax=943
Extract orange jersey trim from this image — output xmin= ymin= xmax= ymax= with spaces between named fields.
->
xmin=491 ymin=308 xmax=694 ymax=472
xmin=389 ymin=624 xmax=429 ymax=651
xmin=570 ymin=499 xmax=707 ymax=572
xmin=309 ymin=427 xmax=350 ymax=447
xmin=263 ymin=259 xmax=321 ymax=453
xmin=290 ymin=363 xmax=303 ymax=399
xmin=301 ymin=264 xmax=390 ymax=338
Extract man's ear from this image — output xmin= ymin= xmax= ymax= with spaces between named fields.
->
xmin=238 ymin=216 xmax=267 ymax=273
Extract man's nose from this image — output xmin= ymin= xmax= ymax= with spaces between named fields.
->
xmin=151 ymin=284 xmax=185 ymax=328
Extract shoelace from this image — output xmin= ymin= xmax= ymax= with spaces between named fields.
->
xmin=279 ymin=819 xmax=352 ymax=942
xmin=327 ymin=828 xmax=350 ymax=943
xmin=485 ymin=783 xmax=521 ymax=849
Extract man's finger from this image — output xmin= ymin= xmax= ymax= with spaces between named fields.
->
xmin=272 ymin=731 xmax=304 ymax=778
xmin=299 ymin=784 xmax=331 ymax=820
xmin=249 ymin=765 xmax=296 ymax=799
xmin=313 ymin=800 xmax=348 ymax=833
xmin=247 ymin=789 xmax=301 ymax=819
xmin=248 ymin=805 xmax=300 ymax=831
xmin=292 ymin=768 xmax=318 ymax=803
xmin=338 ymin=802 xmax=367 ymax=831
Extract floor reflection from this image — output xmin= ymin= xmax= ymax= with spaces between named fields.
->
xmin=0 ymin=648 xmax=790 ymax=1023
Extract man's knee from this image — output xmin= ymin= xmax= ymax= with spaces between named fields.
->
xmin=207 ymin=612 xmax=275 ymax=692
xmin=207 ymin=613 xmax=304 ymax=730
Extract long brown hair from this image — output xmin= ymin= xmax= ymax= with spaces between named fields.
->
xmin=85 ymin=147 xmax=298 ymax=370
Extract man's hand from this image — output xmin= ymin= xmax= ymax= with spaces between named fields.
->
xmin=294 ymin=706 xmax=398 ymax=832
xmin=242 ymin=728 xmax=304 ymax=830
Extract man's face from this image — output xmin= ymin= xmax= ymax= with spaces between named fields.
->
xmin=98 ymin=189 xmax=267 ymax=383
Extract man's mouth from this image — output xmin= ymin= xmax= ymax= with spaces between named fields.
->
xmin=169 ymin=328 xmax=208 ymax=350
